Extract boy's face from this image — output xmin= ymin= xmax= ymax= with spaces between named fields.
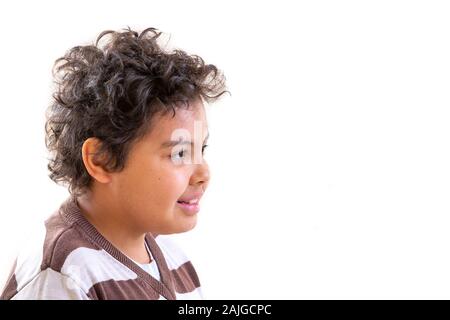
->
xmin=109 ymin=100 xmax=210 ymax=235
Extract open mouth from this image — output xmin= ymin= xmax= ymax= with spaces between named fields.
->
xmin=177 ymin=199 xmax=199 ymax=205
xmin=176 ymin=198 xmax=200 ymax=215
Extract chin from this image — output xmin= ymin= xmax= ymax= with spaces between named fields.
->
xmin=155 ymin=216 xmax=198 ymax=235
xmin=174 ymin=219 xmax=198 ymax=234
xmin=172 ymin=215 xmax=198 ymax=234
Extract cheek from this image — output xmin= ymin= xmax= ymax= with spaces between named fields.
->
xmin=156 ymin=168 xmax=190 ymax=202
xmin=116 ymin=156 xmax=191 ymax=207
xmin=114 ymin=158 xmax=162 ymax=201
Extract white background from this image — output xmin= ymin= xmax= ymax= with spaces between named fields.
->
xmin=1 ymin=0 xmax=450 ymax=299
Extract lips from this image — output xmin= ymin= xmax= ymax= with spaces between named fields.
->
xmin=177 ymin=192 xmax=203 ymax=204
xmin=177 ymin=192 xmax=203 ymax=215
xmin=177 ymin=199 xmax=199 ymax=205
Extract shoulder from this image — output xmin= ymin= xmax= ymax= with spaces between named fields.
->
xmin=41 ymin=211 xmax=138 ymax=294
xmin=4 ymin=207 xmax=135 ymax=299
xmin=1 ymin=208 xmax=95 ymax=299
xmin=42 ymin=210 xmax=100 ymax=271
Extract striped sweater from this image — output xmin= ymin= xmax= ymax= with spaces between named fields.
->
xmin=0 ymin=196 xmax=203 ymax=300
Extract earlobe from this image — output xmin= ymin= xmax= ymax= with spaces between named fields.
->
xmin=81 ymin=137 xmax=112 ymax=184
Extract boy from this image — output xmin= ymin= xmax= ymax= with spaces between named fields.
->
xmin=0 ymin=27 xmax=227 ymax=300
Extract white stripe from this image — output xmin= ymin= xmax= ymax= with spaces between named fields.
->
xmin=60 ymin=247 xmax=138 ymax=293
xmin=12 ymin=268 xmax=89 ymax=300
xmin=155 ymin=235 xmax=191 ymax=269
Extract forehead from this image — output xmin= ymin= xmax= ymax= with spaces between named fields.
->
xmin=147 ymin=101 xmax=208 ymax=142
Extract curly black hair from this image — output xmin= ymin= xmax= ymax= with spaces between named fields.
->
xmin=45 ymin=27 xmax=227 ymax=197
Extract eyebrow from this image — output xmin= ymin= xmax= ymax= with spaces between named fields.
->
xmin=160 ymin=132 xmax=209 ymax=149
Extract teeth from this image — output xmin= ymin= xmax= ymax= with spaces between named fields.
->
xmin=178 ymin=198 xmax=199 ymax=205
xmin=187 ymin=199 xmax=198 ymax=205
xmin=179 ymin=199 xmax=198 ymax=205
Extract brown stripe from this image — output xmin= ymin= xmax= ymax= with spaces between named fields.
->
xmin=170 ymin=261 xmax=201 ymax=294
xmin=0 ymin=274 xmax=18 ymax=300
xmin=87 ymin=278 xmax=160 ymax=300
xmin=41 ymin=212 xmax=99 ymax=272
xmin=0 ymin=258 xmax=18 ymax=300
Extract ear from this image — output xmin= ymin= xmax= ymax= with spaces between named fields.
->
xmin=81 ymin=137 xmax=112 ymax=184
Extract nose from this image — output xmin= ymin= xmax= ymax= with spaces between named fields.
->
xmin=191 ymin=159 xmax=210 ymax=187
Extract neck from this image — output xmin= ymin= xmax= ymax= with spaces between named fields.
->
xmin=76 ymin=189 xmax=151 ymax=264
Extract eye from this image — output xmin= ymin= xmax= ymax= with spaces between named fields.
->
xmin=173 ymin=148 xmax=187 ymax=159
xmin=202 ymin=144 xmax=208 ymax=154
